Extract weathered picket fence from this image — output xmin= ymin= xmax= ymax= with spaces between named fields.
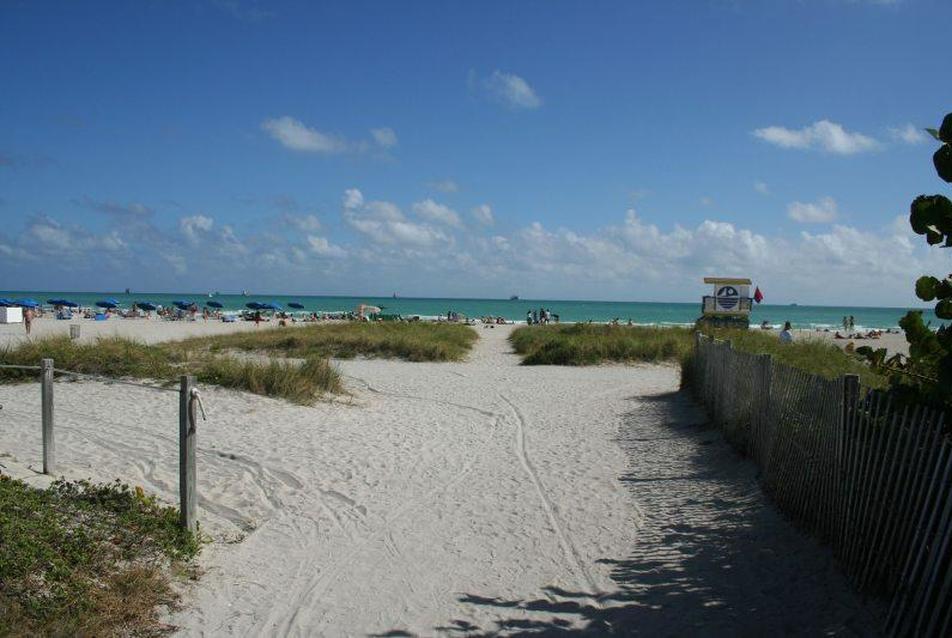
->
xmin=691 ymin=333 xmax=951 ymax=637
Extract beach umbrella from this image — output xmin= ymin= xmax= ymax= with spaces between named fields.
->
xmin=245 ymin=302 xmax=265 ymax=310
xmin=0 ymin=298 xmax=14 ymax=307
xmin=206 ymin=300 xmax=223 ymax=308
xmin=15 ymin=298 xmax=40 ymax=308
xmin=261 ymin=301 xmax=283 ymax=311
xmin=46 ymin=298 xmax=79 ymax=308
xmin=95 ymin=300 xmax=119 ymax=309
xmin=172 ymin=300 xmax=194 ymax=310
xmin=136 ymin=301 xmax=158 ymax=311
xmin=288 ymin=302 xmax=305 ymax=310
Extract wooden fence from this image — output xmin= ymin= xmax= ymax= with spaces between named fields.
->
xmin=0 ymin=360 xmax=203 ymax=531
xmin=691 ymin=333 xmax=951 ymax=636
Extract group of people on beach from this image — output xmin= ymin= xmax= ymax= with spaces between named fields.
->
xmin=526 ymin=307 xmax=559 ymax=325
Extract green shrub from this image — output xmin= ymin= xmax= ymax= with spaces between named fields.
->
xmin=0 ymin=475 xmax=200 ymax=636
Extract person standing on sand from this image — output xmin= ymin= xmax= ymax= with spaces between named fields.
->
xmin=254 ymin=310 xmax=262 ymax=327
xmin=849 ymin=315 xmax=855 ymax=332
xmin=23 ymin=307 xmax=34 ymax=335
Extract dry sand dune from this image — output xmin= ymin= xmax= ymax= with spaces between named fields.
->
xmin=0 ymin=324 xmax=878 ymax=635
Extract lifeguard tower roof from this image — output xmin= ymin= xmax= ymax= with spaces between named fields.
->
xmin=703 ymin=277 xmax=751 ymax=285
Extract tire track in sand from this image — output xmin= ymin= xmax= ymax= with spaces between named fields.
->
xmin=500 ymin=393 xmax=601 ymax=599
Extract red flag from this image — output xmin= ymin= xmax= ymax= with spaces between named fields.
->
xmin=753 ymin=286 xmax=764 ymax=303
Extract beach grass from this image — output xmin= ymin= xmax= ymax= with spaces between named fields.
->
xmin=0 ymin=335 xmax=342 ymax=404
xmin=175 ymin=322 xmax=479 ymax=362
xmin=510 ymin=324 xmax=694 ymax=365
xmin=0 ymin=475 xmax=200 ymax=636
xmin=510 ymin=324 xmax=883 ymax=385
xmin=704 ymin=329 xmax=884 ymax=386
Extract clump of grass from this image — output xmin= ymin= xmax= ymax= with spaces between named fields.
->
xmin=0 ymin=336 xmax=341 ymax=404
xmin=701 ymin=328 xmax=884 ymax=387
xmin=510 ymin=324 xmax=884 ymax=386
xmin=0 ymin=335 xmax=180 ymax=380
xmin=510 ymin=324 xmax=694 ymax=365
xmin=198 ymin=355 xmax=341 ymax=404
xmin=0 ymin=475 xmax=200 ymax=636
xmin=176 ymin=322 xmax=479 ymax=362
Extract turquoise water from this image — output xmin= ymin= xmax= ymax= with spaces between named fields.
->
xmin=1 ymin=290 xmax=942 ymax=330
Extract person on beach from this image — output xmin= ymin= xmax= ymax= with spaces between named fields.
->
xmin=849 ymin=315 xmax=855 ymax=332
xmin=23 ymin=307 xmax=34 ymax=335
xmin=779 ymin=321 xmax=794 ymax=344
xmin=254 ymin=310 xmax=262 ymax=327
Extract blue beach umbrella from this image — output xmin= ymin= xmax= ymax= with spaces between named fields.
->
xmin=288 ymin=302 xmax=305 ymax=310
xmin=206 ymin=300 xmax=223 ymax=308
xmin=95 ymin=300 xmax=119 ymax=309
xmin=15 ymin=298 xmax=40 ymax=308
xmin=136 ymin=301 xmax=158 ymax=311
xmin=245 ymin=302 xmax=265 ymax=310
xmin=260 ymin=301 xmax=283 ymax=311
xmin=0 ymin=298 xmax=16 ymax=307
xmin=172 ymin=300 xmax=194 ymax=310
xmin=47 ymin=298 xmax=79 ymax=308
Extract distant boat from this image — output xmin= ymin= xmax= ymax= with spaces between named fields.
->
xmin=124 ymin=288 xmax=130 ymax=294
xmin=393 ymin=292 xmax=398 ymax=299
xmin=241 ymin=290 xmax=249 ymax=296
xmin=509 ymin=295 xmax=519 ymax=301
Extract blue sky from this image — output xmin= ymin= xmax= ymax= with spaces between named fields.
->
xmin=1 ymin=0 xmax=951 ymax=304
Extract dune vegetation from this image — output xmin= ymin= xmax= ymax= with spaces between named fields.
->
xmin=175 ymin=321 xmax=479 ymax=363
xmin=0 ymin=323 xmax=477 ymax=404
xmin=0 ymin=475 xmax=200 ymax=636
xmin=510 ymin=323 xmax=882 ymax=385
xmin=510 ymin=323 xmax=694 ymax=366
xmin=0 ymin=335 xmax=341 ymax=404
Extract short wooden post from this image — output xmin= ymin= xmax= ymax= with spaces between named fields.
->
xmin=41 ymin=358 xmax=54 ymax=474
xmin=179 ymin=375 xmax=197 ymax=532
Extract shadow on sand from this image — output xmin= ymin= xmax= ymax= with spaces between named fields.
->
xmin=395 ymin=390 xmax=879 ymax=637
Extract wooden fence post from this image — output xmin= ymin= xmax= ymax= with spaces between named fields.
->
xmin=41 ymin=358 xmax=54 ymax=474
xmin=755 ymin=353 xmax=772 ymax=469
xmin=179 ymin=375 xmax=197 ymax=532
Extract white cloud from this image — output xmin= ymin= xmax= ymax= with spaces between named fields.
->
xmin=307 ymin=235 xmax=347 ymax=258
xmin=370 ymin=127 xmax=398 ymax=148
xmin=429 ymin=179 xmax=459 ymax=193
xmin=482 ymin=70 xmax=542 ymax=109
xmin=753 ymin=120 xmax=879 ymax=154
xmin=343 ymin=188 xmax=365 ymax=210
xmin=261 ymin=116 xmax=351 ymax=153
xmin=889 ymin=123 xmax=929 ymax=145
xmin=472 ymin=204 xmax=494 ymax=226
xmin=754 ymin=181 xmax=770 ymax=195
xmin=343 ymin=190 xmax=452 ymax=248
xmin=412 ymin=199 xmax=462 ymax=227
xmin=787 ymin=196 xmax=838 ymax=223
xmin=180 ymin=214 xmax=214 ymax=244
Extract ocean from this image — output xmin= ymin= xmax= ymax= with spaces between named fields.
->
xmin=1 ymin=290 xmax=943 ymax=331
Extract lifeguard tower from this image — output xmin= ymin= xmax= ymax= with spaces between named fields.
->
xmin=695 ymin=277 xmax=753 ymax=329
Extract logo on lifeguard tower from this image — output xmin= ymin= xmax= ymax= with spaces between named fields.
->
xmin=715 ymin=285 xmax=740 ymax=311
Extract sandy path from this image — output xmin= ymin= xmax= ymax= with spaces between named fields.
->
xmin=0 ymin=324 xmax=877 ymax=635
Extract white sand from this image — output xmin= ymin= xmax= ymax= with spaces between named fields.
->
xmin=792 ymin=328 xmax=910 ymax=357
xmin=0 ymin=322 xmax=878 ymax=635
